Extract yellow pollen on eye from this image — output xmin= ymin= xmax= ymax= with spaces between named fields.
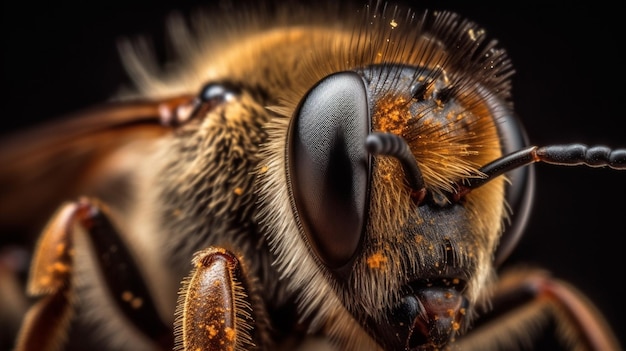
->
xmin=259 ymin=165 xmax=269 ymax=173
xmin=233 ymin=187 xmax=243 ymax=195
xmin=366 ymin=253 xmax=387 ymax=269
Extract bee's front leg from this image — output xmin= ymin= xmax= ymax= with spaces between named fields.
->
xmin=175 ymin=247 xmax=259 ymax=351
xmin=455 ymin=268 xmax=622 ymax=351
xmin=14 ymin=197 xmax=172 ymax=351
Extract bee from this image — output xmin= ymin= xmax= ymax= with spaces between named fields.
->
xmin=1 ymin=1 xmax=624 ymax=350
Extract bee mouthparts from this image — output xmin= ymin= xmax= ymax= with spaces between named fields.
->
xmin=405 ymin=286 xmax=468 ymax=350
xmin=368 ymin=280 xmax=469 ymax=351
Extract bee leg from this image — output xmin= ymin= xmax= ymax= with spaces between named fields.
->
xmin=14 ymin=197 xmax=173 ymax=351
xmin=455 ymin=268 xmax=621 ymax=350
xmin=0 ymin=246 xmax=29 ymax=350
xmin=175 ymin=247 xmax=258 ymax=351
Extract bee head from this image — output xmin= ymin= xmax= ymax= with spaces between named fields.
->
xmin=254 ymin=7 xmax=532 ymax=350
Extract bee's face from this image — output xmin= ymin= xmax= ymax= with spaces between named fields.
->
xmin=152 ymin=9 xmax=509 ymax=349
xmin=280 ymin=64 xmax=507 ymax=350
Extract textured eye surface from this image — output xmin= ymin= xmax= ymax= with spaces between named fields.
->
xmin=287 ymin=71 xmax=371 ymax=268
xmin=493 ymin=111 xmax=535 ymax=265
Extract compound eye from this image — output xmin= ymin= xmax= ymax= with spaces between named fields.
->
xmin=287 ymin=72 xmax=370 ymax=268
xmin=493 ymin=111 xmax=535 ymax=266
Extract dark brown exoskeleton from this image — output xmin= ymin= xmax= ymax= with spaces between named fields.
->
xmin=1 ymin=1 xmax=624 ymax=351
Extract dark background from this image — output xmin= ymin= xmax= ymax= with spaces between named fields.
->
xmin=3 ymin=1 xmax=624 ymax=350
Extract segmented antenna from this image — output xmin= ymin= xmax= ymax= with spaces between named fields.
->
xmin=455 ymin=144 xmax=626 ymax=199
xmin=366 ymin=132 xmax=427 ymax=204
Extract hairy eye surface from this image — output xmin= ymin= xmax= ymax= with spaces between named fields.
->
xmin=287 ymin=71 xmax=371 ymax=268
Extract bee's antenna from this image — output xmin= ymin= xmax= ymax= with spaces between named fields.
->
xmin=366 ymin=132 xmax=427 ymax=204
xmin=455 ymin=144 xmax=626 ymax=199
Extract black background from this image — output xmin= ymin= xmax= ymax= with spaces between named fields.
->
xmin=3 ymin=1 xmax=624 ymax=350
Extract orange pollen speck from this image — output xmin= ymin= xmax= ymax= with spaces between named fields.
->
xmin=374 ymin=96 xmax=411 ymax=136
xmin=206 ymin=324 xmax=218 ymax=338
xmin=415 ymin=235 xmax=424 ymax=244
xmin=366 ymin=253 xmax=387 ymax=269
xmin=55 ymin=243 xmax=66 ymax=255
xmin=122 ymin=291 xmax=133 ymax=301
xmin=233 ymin=187 xmax=243 ymax=196
xmin=39 ymin=276 xmax=52 ymax=287
xmin=53 ymin=262 xmax=69 ymax=273
xmin=131 ymin=297 xmax=143 ymax=309
xmin=224 ymin=327 xmax=236 ymax=341
xmin=452 ymin=321 xmax=461 ymax=331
